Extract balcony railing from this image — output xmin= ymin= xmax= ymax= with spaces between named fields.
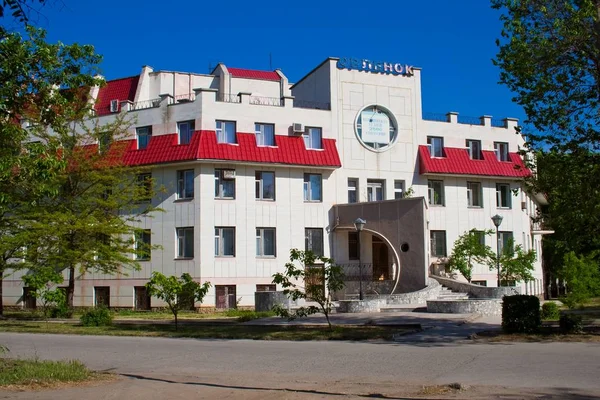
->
xmin=491 ymin=118 xmax=507 ymax=128
xmin=173 ymin=93 xmax=195 ymax=103
xmin=130 ymin=98 xmax=161 ymax=111
xmin=216 ymin=93 xmax=241 ymax=103
xmin=457 ymin=115 xmax=482 ymax=125
xmin=530 ymin=217 xmax=550 ymax=232
xmin=422 ymin=112 xmax=448 ymax=122
xmin=294 ymin=100 xmax=331 ymax=110
xmin=249 ymin=95 xmax=283 ymax=107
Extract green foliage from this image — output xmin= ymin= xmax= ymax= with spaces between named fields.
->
xmin=502 ymin=295 xmax=541 ymax=333
xmin=146 ymin=272 xmax=211 ymax=330
xmin=540 ymin=302 xmax=560 ymax=320
xmin=447 ymin=229 xmax=494 ymax=282
xmin=0 ymin=0 xmax=47 ymax=25
xmin=497 ymin=239 xmax=536 ymax=284
xmin=558 ymin=252 xmax=600 ymax=309
xmin=0 ymin=358 xmax=93 ymax=387
xmin=222 ymin=310 xmax=276 ymax=322
xmin=272 ymin=249 xmax=345 ymax=329
xmin=21 ymin=268 xmax=70 ymax=319
xmin=559 ymin=314 xmax=584 ymax=334
xmin=79 ymin=306 xmax=113 ymax=327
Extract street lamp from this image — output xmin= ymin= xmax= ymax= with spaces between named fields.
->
xmin=491 ymin=214 xmax=503 ymax=287
xmin=354 ymin=218 xmax=366 ymax=301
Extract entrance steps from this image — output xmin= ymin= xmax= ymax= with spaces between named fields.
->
xmin=436 ymin=286 xmax=470 ymax=300
xmin=380 ymin=304 xmax=427 ymax=313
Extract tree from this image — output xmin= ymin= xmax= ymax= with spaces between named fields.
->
xmin=558 ymin=252 xmax=600 ymax=308
xmin=0 ymin=0 xmax=47 ymax=26
xmin=21 ymin=267 xmax=66 ymax=319
xmin=492 ymin=239 xmax=536 ymax=286
xmin=146 ymin=272 xmax=211 ymax=331
xmin=446 ymin=229 xmax=495 ymax=283
xmin=271 ymin=249 xmax=345 ymax=330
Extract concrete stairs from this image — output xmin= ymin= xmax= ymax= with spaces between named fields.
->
xmin=379 ymin=285 xmax=470 ymax=313
xmin=436 ymin=286 xmax=470 ymax=301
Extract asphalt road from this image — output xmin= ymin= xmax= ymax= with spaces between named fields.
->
xmin=0 ymin=333 xmax=599 ymax=399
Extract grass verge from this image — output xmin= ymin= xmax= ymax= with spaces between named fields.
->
xmin=474 ymin=327 xmax=600 ymax=343
xmin=0 ymin=320 xmax=414 ymax=341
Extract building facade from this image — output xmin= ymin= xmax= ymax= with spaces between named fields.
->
xmin=4 ymin=57 xmax=549 ymax=309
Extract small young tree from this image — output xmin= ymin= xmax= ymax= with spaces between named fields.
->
xmin=558 ymin=252 xmax=600 ymax=309
xmin=446 ymin=229 xmax=494 ymax=283
xmin=21 ymin=267 xmax=67 ymax=319
xmin=490 ymin=239 xmax=536 ymax=286
xmin=146 ymin=272 xmax=211 ymax=331
xmin=271 ymin=249 xmax=344 ymax=330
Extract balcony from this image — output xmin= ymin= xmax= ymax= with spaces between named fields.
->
xmin=530 ymin=217 xmax=554 ymax=234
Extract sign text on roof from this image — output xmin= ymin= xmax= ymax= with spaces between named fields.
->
xmin=336 ymin=58 xmax=414 ymax=76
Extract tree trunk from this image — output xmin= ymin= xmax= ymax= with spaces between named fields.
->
xmin=174 ymin=312 xmax=178 ymax=331
xmin=0 ymin=275 xmax=4 ymax=316
xmin=67 ymin=265 xmax=75 ymax=308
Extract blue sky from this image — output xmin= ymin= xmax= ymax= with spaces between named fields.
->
xmin=33 ymin=0 xmax=524 ymax=122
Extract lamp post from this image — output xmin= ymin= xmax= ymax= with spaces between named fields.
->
xmin=491 ymin=214 xmax=503 ymax=287
xmin=354 ymin=218 xmax=366 ymax=301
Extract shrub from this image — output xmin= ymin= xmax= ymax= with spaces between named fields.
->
xmin=80 ymin=306 xmax=113 ymax=327
xmin=540 ymin=302 xmax=560 ymax=320
xmin=502 ymin=295 xmax=541 ymax=333
xmin=49 ymin=305 xmax=73 ymax=319
xmin=559 ymin=314 xmax=584 ymax=334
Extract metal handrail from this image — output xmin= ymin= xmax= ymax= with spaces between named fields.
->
xmin=491 ymin=118 xmax=507 ymax=128
xmin=249 ymin=96 xmax=283 ymax=107
xmin=130 ymin=98 xmax=161 ymax=111
xmin=173 ymin=93 xmax=195 ymax=103
xmin=294 ymin=100 xmax=331 ymax=110
xmin=457 ymin=115 xmax=482 ymax=125
xmin=216 ymin=93 xmax=241 ymax=103
xmin=422 ymin=112 xmax=448 ymax=122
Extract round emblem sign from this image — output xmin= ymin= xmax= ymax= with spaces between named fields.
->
xmin=354 ymin=105 xmax=398 ymax=152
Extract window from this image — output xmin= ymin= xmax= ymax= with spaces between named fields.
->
xmin=136 ymin=126 xmax=152 ymax=150
xmin=216 ymin=120 xmax=236 ymax=144
xmin=467 ymin=181 xmax=482 ymax=207
xmin=256 ymin=284 xmax=276 ymax=292
xmin=215 ymin=227 xmax=235 ymax=257
xmin=256 ymin=228 xmax=276 ymax=257
xmin=176 ymin=227 xmax=194 ymax=258
xmin=178 ymin=120 xmax=195 ymax=145
xmin=94 ymin=287 xmax=110 ymax=307
xmin=303 ymin=127 xmax=322 ymax=149
xmin=215 ymin=285 xmax=236 ymax=309
xmin=394 ymin=180 xmax=405 ymax=199
xmin=347 ymin=178 xmax=358 ymax=203
xmin=427 ymin=136 xmax=444 ymax=157
xmin=134 ymin=229 xmax=151 ymax=261
xmin=494 ymin=142 xmax=509 ymax=161
xmin=137 ymin=173 xmax=152 ymax=202
xmin=303 ymin=173 xmax=322 ymax=202
xmin=466 ymin=139 xmax=482 ymax=160
xmin=367 ymin=180 xmax=385 ymax=202
xmin=496 ymin=183 xmax=512 ymax=208
xmin=255 ymin=123 xmax=275 ymax=146
xmin=99 ymin=132 xmax=111 ymax=153
xmin=134 ymin=286 xmax=151 ymax=310
xmin=473 ymin=230 xmax=486 ymax=246
xmin=305 ymin=228 xmax=324 ymax=257
xmin=499 ymin=231 xmax=513 ymax=254
xmin=255 ymin=171 xmax=275 ymax=200
xmin=215 ymin=169 xmax=236 ymax=199
xmin=177 ymin=169 xmax=194 ymax=200
xmin=428 ymin=180 xmax=444 ymax=206
xmin=348 ymin=231 xmax=359 ymax=260
xmin=471 ymin=280 xmax=487 ymax=287
xmin=430 ymin=230 xmax=447 ymax=257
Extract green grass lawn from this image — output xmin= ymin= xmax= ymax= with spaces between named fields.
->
xmin=0 ymin=320 xmax=415 ymax=341
xmin=0 ymin=358 xmax=101 ymax=388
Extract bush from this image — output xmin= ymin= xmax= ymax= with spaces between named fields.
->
xmin=502 ymin=295 xmax=541 ymax=333
xmin=79 ymin=306 xmax=113 ymax=327
xmin=49 ymin=305 xmax=73 ymax=319
xmin=559 ymin=314 xmax=584 ymax=334
xmin=540 ymin=302 xmax=560 ymax=320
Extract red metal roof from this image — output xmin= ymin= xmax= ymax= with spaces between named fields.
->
xmin=227 ymin=67 xmax=281 ymax=81
xmin=95 ymin=76 xmax=139 ymax=116
xmin=418 ymin=145 xmax=530 ymax=178
xmin=93 ymin=131 xmax=340 ymax=168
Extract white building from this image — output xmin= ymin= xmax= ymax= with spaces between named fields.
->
xmin=5 ymin=57 xmax=550 ymax=310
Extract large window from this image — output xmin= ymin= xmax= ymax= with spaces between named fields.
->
xmin=137 ymin=173 xmax=152 ymax=202
xmin=94 ymin=287 xmax=110 ymax=307
xmin=176 ymin=227 xmax=194 ymax=258
xmin=136 ymin=126 xmax=152 ymax=150
xmin=256 ymin=228 xmax=276 ymax=257
xmin=428 ymin=180 xmax=444 ymax=206
xmin=430 ymin=230 xmax=447 ymax=257
xmin=215 ymin=169 xmax=235 ymax=199
xmin=134 ymin=229 xmax=151 ymax=261
xmin=367 ymin=179 xmax=385 ymax=202
xmin=466 ymin=139 xmax=482 ymax=160
xmin=215 ymin=227 xmax=235 ymax=257
xmin=467 ymin=181 xmax=482 ymax=207
xmin=178 ymin=120 xmax=195 ymax=145
xmin=177 ymin=169 xmax=194 ymax=199
xmin=255 ymin=123 xmax=275 ymax=146
xmin=348 ymin=178 xmax=358 ymax=203
xmin=494 ymin=142 xmax=509 ymax=161
xmin=427 ymin=136 xmax=444 ymax=157
xmin=496 ymin=183 xmax=512 ymax=208
xmin=216 ymin=120 xmax=236 ymax=144
xmin=473 ymin=230 xmax=486 ymax=246
xmin=499 ymin=231 xmax=514 ymax=254
xmin=394 ymin=180 xmax=405 ymax=199
xmin=303 ymin=127 xmax=322 ymax=150
xmin=255 ymin=171 xmax=275 ymax=200
xmin=305 ymin=228 xmax=324 ymax=257
xmin=348 ymin=231 xmax=359 ymax=260
xmin=303 ymin=173 xmax=322 ymax=202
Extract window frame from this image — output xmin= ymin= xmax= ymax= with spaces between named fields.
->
xmin=303 ymin=173 xmax=322 ymax=202
xmin=367 ymin=179 xmax=385 ymax=202
xmin=347 ymin=178 xmax=358 ymax=203
xmin=254 ymin=123 xmax=275 ymax=147
xmin=496 ymin=183 xmax=512 ymax=208
xmin=430 ymin=230 xmax=447 ymax=257
xmin=303 ymin=127 xmax=322 ymax=150
xmin=467 ymin=181 xmax=483 ymax=208
xmin=256 ymin=227 xmax=276 ymax=257
xmin=134 ymin=229 xmax=151 ymax=261
xmin=136 ymin=173 xmax=152 ymax=202
xmin=177 ymin=120 xmax=195 ymax=145
xmin=176 ymin=227 xmax=194 ymax=259
xmin=136 ymin=126 xmax=152 ymax=150
xmin=428 ymin=179 xmax=445 ymax=206
xmin=305 ymin=228 xmax=324 ymax=257
xmin=466 ymin=139 xmax=482 ymax=160
xmin=348 ymin=231 xmax=359 ymax=260
xmin=473 ymin=230 xmax=486 ymax=246
xmin=177 ymin=169 xmax=195 ymax=200
xmin=215 ymin=169 xmax=236 ymax=199
xmin=255 ymin=171 xmax=275 ymax=201
xmin=216 ymin=120 xmax=237 ymax=144
xmin=394 ymin=180 xmax=405 ymax=199
xmin=494 ymin=141 xmax=509 ymax=162
xmin=215 ymin=227 xmax=236 ymax=257
xmin=499 ymin=231 xmax=514 ymax=254
xmin=427 ymin=136 xmax=444 ymax=157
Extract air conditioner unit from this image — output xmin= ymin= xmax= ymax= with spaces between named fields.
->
xmin=521 ymin=201 xmax=527 ymax=210
xmin=110 ymin=99 xmax=119 ymax=113
xmin=292 ymin=123 xmax=304 ymax=133
xmin=222 ymin=170 xmax=236 ymax=179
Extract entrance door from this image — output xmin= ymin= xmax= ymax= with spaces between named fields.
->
xmin=216 ymin=285 xmax=237 ymax=309
xmin=134 ymin=286 xmax=151 ymax=310
xmin=23 ymin=287 xmax=36 ymax=309
xmin=372 ymin=237 xmax=389 ymax=280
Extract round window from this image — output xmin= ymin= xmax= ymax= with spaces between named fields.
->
xmin=354 ymin=105 xmax=398 ymax=152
